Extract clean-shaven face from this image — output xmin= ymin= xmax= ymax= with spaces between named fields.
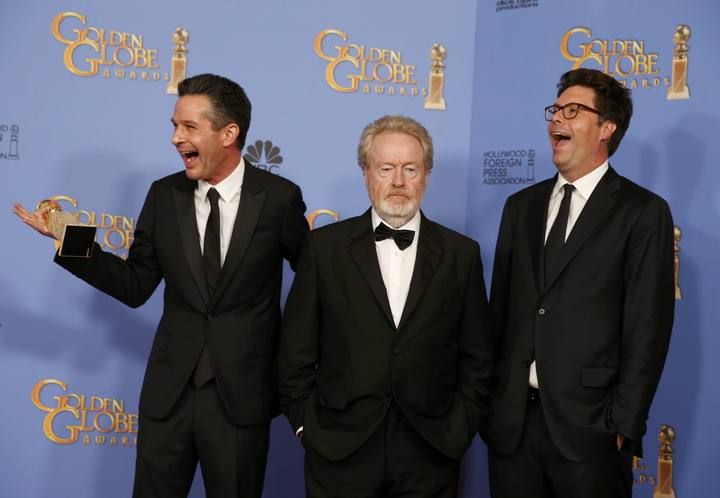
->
xmin=171 ymin=94 xmax=228 ymax=185
xmin=548 ymin=85 xmax=614 ymax=182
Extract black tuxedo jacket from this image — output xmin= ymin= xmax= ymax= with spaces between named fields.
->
xmin=487 ymin=166 xmax=674 ymax=461
xmin=278 ymin=210 xmax=494 ymax=461
xmin=56 ymin=164 xmax=308 ymax=425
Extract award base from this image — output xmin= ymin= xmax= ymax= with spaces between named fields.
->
xmin=666 ymin=88 xmax=689 ymax=100
xmin=58 ymin=224 xmax=97 ymax=258
xmin=667 ymin=57 xmax=690 ymax=100
xmin=424 ymin=98 xmax=447 ymax=110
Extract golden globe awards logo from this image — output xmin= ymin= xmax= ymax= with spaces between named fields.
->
xmin=314 ymin=29 xmax=446 ymax=109
xmin=314 ymin=29 xmax=421 ymax=96
xmin=51 ymin=11 xmax=170 ymax=82
xmin=560 ymin=27 xmax=676 ymax=92
xmin=31 ymin=379 xmax=138 ymax=447
xmin=46 ymin=195 xmax=135 ymax=258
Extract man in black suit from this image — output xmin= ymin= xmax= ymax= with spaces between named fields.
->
xmin=279 ymin=115 xmax=493 ymax=498
xmin=14 ymin=74 xmax=308 ymax=497
xmin=486 ymin=68 xmax=675 ymax=498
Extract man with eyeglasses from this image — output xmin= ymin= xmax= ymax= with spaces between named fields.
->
xmin=486 ymin=68 xmax=674 ymax=498
xmin=279 ymin=115 xmax=494 ymax=497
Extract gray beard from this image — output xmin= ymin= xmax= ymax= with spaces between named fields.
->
xmin=372 ymin=200 xmax=419 ymax=229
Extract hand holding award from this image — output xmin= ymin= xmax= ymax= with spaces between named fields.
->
xmin=13 ymin=199 xmax=96 ymax=257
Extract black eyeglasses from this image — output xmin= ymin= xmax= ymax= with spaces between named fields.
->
xmin=544 ymin=102 xmax=602 ymax=121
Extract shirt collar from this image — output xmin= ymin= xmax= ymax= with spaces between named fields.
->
xmin=552 ymin=160 xmax=608 ymax=202
xmin=197 ymin=157 xmax=245 ymax=202
xmin=371 ymin=208 xmax=421 ymax=233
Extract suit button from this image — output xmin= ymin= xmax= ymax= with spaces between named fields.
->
xmin=392 ymin=347 xmax=400 ymax=355
xmin=522 ymin=361 xmax=530 ymax=368
xmin=538 ymin=308 xmax=546 ymax=315
xmin=206 ymin=313 xmax=213 ymax=321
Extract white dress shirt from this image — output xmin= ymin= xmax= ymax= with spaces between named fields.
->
xmin=529 ymin=160 xmax=609 ymax=389
xmin=372 ymin=209 xmax=421 ymax=328
xmin=194 ymin=158 xmax=245 ymax=265
xmin=295 ymin=208 xmax=421 ymax=437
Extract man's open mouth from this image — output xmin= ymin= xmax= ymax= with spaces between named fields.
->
xmin=551 ymin=131 xmax=571 ymax=142
xmin=179 ymin=151 xmax=199 ymax=165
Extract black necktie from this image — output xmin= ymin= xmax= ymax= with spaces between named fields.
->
xmin=194 ymin=187 xmax=221 ymax=387
xmin=374 ymin=222 xmax=415 ymax=250
xmin=544 ymin=184 xmax=574 ymax=286
xmin=204 ymin=188 xmax=222 ymax=297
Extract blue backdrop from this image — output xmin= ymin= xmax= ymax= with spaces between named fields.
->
xmin=1 ymin=1 xmax=717 ymax=497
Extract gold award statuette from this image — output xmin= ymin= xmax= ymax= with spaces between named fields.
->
xmin=37 ymin=198 xmax=96 ymax=257
xmin=424 ymin=44 xmax=447 ymax=110
xmin=667 ymin=25 xmax=691 ymax=100
xmin=167 ymin=27 xmax=189 ymax=95
xmin=673 ymin=225 xmax=682 ymax=300
xmin=653 ymin=425 xmax=677 ymax=498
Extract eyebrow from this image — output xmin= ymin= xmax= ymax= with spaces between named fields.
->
xmin=170 ymin=118 xmax=199 ymax=126
xmin=386 ymin=162 xmax=420 ymax=167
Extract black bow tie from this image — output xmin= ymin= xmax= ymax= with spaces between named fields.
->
xmin=374 ymin=222 xmax=415 ymax=250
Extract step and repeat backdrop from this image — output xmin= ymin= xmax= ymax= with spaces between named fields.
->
xmin=1 ymin=1 xmax=717 ymax=497
xmin=466 ymin=2 xmax=719 ymax=498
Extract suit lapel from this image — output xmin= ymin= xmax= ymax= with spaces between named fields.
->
xmin=213 ymin=164 xmax=266 ymax=304
xmin=398 ymin=214 xmax=442 ymax=329
xmin=348 ymin=210 xmax=395 ymax=328
xmin=172 ymin=177 xmax=210 ymax=307
xmin=544 ymin=166 xmax=620 ymax=289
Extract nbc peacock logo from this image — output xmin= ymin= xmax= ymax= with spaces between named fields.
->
xmin=244 ymin=140 xmax=284 ymax=175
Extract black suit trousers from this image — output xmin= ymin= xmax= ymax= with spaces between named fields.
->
xmin=303 ymin=402 xmax=460 ymax=498
xmin=133 ymin=380 xmax=270 ymax=498
xmin=488 ymin=396 xmax=633 ymax=498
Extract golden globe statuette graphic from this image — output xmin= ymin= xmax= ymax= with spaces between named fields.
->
xmin=167 ymin=27 xmax=190 ymax=95
xmin=307 ymin=209 xmax=340 ymax=230
xmin=424 ymin=44 xmax=447 ymax=111
xmin=667 ymin=25 xmax=691 ymax=100
xmin=653 ymin=425 xmax=677 ymax=498
xmin=674 ymin=225 xmax=682 ymax=300
xmin=36 ymin=198 xmax=96 ymax=257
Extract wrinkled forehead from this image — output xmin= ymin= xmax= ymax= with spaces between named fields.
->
xmin=369 ymin=132 xmax=425 ymax=164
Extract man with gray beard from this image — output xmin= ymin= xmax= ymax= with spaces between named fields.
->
xmin=279 ymin=115 xmax=494 ymax=497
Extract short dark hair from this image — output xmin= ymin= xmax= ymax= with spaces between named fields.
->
xmin=178 ymin=74 xmax=251 ymax=151
xmin=557 ymin=68 xmax=633 ymax=157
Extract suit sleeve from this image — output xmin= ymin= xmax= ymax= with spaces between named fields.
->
xmin=612 ymin=196 xmax=675 ymax=442
xmin=458 ymin=240 xmax=495 ymax=437
xmin=54 ymin=182 xmax=163 ymax=308
xmin=281 ymin=184 xmax=309 ymax=270
xmin=279 ymin=232 xmax=320 ymax=431
xmin=490 ymin=199 xmax=514 ymax=353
